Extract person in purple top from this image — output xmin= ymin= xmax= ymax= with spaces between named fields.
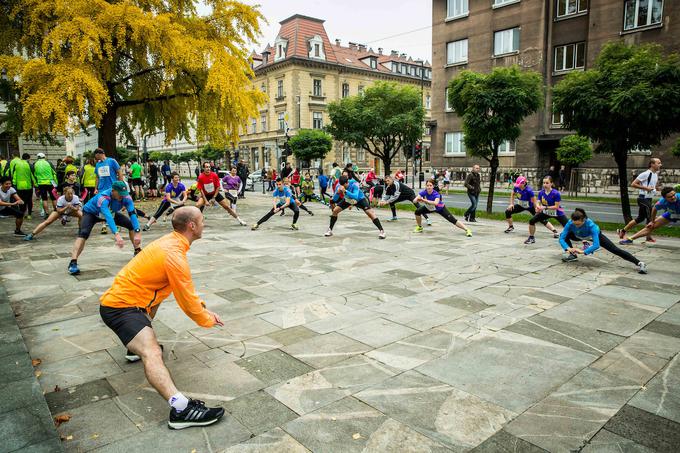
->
xmin=504 ymin=176 xmax=559 ymax=237
xmin=413 ymin=180 xmax=472 ymax=236
xmin=221 ymin=167 xmax=242 ymax=211
xmin=143 ymin=173 xmax=187 ymax=231
xmin=525 ymin=176 xmax=568 ymax=244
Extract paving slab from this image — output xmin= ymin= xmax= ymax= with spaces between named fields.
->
xmin=628 ymin=354 xmax=680 ymax=424
xmin=581 ymin=429 xmax=656 ymax=453
xmin=223 ymin=390 xmax=298 ymax=435
xmin=235 ymin=349 xmax=313 ymax=386
xmin=604 ymin=404 xmax=680 ymax=452
xmin=282 ymin=332 xmax=371 ymax=369
xmin=222 ymin=427 xmax=310 ymax=452
xmin=338 ymin=317 xmax=419 ymax=348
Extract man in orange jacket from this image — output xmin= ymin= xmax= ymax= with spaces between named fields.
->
xmin=100 ymin=206 xmax=225 ymax=430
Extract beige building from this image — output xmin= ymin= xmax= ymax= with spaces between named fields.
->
xmin=239 ymin=14 xmax=433 ymax=176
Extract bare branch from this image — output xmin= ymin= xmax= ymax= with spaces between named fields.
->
xmin=113 ymin=92 xmax=195 ymax=108
xmin=111 ymin=66 xmax=165 ymax=86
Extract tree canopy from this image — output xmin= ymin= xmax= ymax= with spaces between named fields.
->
xmin=553 ymin=42 xmax=680 ymax=221
xmin=326 ymin=82 xmax=424 ymax=175
xmin=200 ymin=144 xmax=225 ymax=163
xmin=0 ymin=0 xmax=266 ymax=157
xmin=556 ymin=135 xmax=592 ymax=166
xmin=448 ymin=65 xmax=542 ymax=213
xmin=289 ymin=129 xmax=333 ymax=164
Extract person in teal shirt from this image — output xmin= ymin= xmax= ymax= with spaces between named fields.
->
xmin=129 ymin=157 xmax=143 ymax=201
xmin=11 ymin=153 xmax=35 ymax=219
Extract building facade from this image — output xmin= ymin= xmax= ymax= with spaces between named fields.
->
xmin=240 ymin=14 xmax=433 ymax=176
xmin=430 ymin=0 xmax=680 ymax=192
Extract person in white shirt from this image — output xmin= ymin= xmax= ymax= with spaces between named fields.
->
xmin=24 ymin=186 xmax=83 ymax=241
xmin=618 ymin=158 xmax=661 ymax=243
xmin=0 ymin=176 xmax=26 ymax=235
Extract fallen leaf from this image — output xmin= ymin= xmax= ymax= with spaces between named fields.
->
xmin=32 ymin=358 xmax=42 ymax=367
xmin=54 ymin=385 xmax=61 ymax=392
xmin=352 ymin=433 xmax=362 ymax=440
xmin=34 ymin=370 xmax=42 ymax=378
xmin=136 ymin=397 xmax=143 ymax=400
xmin=191 ymin=450 xmax=197 ymax=453
xmin=66 ymin=435 xmax=73 ymax=441
xmin=54 ymin=414 xmax=72 ymax=427
xmin=91 ymin=434 xmax=99 ymax=439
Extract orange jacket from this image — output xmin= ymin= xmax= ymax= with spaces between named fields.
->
xmin=100 ymin=231 xmax=215 ymax=328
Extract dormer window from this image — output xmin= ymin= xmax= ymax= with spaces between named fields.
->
xmin=275 ymin=36 xmax=288 ymax=61
xmin=370 ymin=57 xmax=377 ymax=69
xmin=308 ymin=35 xmax=326 ymax=60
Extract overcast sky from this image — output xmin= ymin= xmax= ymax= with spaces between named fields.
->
xmin=203 ymin=1 xmax=433 ymax=63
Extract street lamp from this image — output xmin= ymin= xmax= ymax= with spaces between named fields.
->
xmin=416 ymin=59 xmax=425 ymax=188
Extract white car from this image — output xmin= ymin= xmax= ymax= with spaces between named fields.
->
xmin=245 ymin=172 xmax=264 ymax=191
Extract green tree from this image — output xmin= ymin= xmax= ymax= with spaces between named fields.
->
xmin=327 ymin=82 xmax=424 ymax=175
xmin=149 ymin=151 xmax=174 ymax=163
xmin=177 ymin=152 xmax=195 ymax=175
xmin=0 ymin=0 xmax=266 ymax=158
xmin=671 ymin=138 xmax=680 ymax=157
xmin=556 ymin=135 xmax=593 ymax=166
xmin=448 ymin=66 xmax=542 ymax=213
xmin=200 ymin=144 xmax=225 ymax=164
xmin=289 ymin=129 xmax=333 ymax=168
xmin=115 ymin=147 xmax=135 ymax=164
xmin=553 ymin=42 xmax=680 ymax=222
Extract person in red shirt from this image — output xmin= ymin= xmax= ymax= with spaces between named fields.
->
xmin=195 ymin=162 xmax=246 ymax=225
xmin=395 ymin=169 xmax=405 ymax=183
xmin=365 ymin=168 xmax=377 ymax=188
xmin=290 ymin=167 xmax=301 ymax=197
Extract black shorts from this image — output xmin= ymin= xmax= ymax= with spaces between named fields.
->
xmin=204 ymin=192 xmax=225 ymax=203
xmin=149 ymin=179 xmax=158 ymax=190
xmin=100 ymin=305 xmax=152 ymax=346
xmin=224 ymin=191 xmax=237 ymax=204
xmin=338 ymin=198 xmax=370 ymax=211
xmin=0 ymin=206 xmax=23 ymax=218
xmin=130 ymin=178 xmax=143 ymax=187
xmin=38 ymin=184 xmax=56 ymax=201
xmin=78 ymin=211 xmax=134 ymax=239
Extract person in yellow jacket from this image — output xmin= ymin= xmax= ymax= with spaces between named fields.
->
xmin=99 ymin=206 xmax=225 ymax=430
xmin=80 ymin=157 xmax=97 ymax=202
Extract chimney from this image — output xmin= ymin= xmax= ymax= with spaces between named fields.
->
xmin=400 ymin=53 xmax=407 ymax=59
xmin=348 ymin=41 xmax=357 ymax=50
xmin=391 ymin=50 xmax=399 ymax=57
xmin=335 ymin=39 xmax=341 ymax=46
xmin=359 ymin=44 xmax=367 ymax=52
xmin=378 ymin=47 xmax=383 ymax=55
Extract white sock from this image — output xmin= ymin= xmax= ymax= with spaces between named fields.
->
xmin=168 ymin=393 xmax=189 ymax=412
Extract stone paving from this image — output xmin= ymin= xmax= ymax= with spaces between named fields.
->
xmin=1 ymin=193 xmax=680 ymax=452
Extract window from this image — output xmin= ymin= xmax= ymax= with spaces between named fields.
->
xmin=261 ymin=113 xmax=267 ymax=132
xmin=494 ymin=0 xmax=520 ymax=7
xmin=556 ymin=0 xmax=587 ymax=18
xmin=401 ymin=64 xmax=407 ymax=74
xmin=425 ymin=95 xmax=431 ymax=110
xmin=392 ymin=62 xmax=399 ymax=73
xmin=446 ymin=0 xmax=469 ymax=19
xmin=314 ymin=44 xmax=320 ymax=57
xmin=551 ymin=110 xmax=564 ymax=126
xmin=251 ymin=118 xmax=257 ymax=134
xmin=274 ymin=36 xmax=288 ymax=61
xmin=313 ymin=79 xmax=322 ymax=97
xmin=277 ymin=80 xmax=284 ymax=98
xmin=308 ymin=35 xmax=326 ymax=60
xmin=554 ymin=42 xmax=586 ymax=72
xmin=498 ymin=140 xmax=516 ymax=155
xmin=278 ymin=112 xmax=286 ymax=130
xmin=313 ymin=112 xmax=323 ymax=129
xmin=357 ymin=148 xmax=366 ymax=162
xmin=445 ymin=132 xmax=465 ymax=155
xmin=494 ymin=27 xmax=520 ymax=56
xmin=342 ymin=83 xmax=350 ymax=98
xmin=445 ymin=88 xmax=453 ymax=111
xmin=342 ymin=145 xmax=350 ymax=163
xmin=624 ymin=0 xmax=663 ymax=31
xmin=260 ymin=82 xmax=266 ymax=92
xmin=446 ymin=39 xmax=468 ymax=65
xmin=370 ymin=58 xmax=377 ymax=69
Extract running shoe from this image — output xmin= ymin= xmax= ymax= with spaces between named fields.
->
xmin=562 ymin=252 xmax=578 ymax=262
xmin=251 ymin=224 xmax=259 ymax=230
xmin=638 ymin=262 xmax=648 ymax=274
xmin=504 ymin=226 xmax=514 ymax=233
xmin=468 ymin=218 xmax=477 ymax=223
xmin=308 ymin=210 xmax=314 ymax=216
xmin=142 ymin=224 xmax=150 ymax=232
xmin=101 ymin=226 xmax=108 ymax=234
xmin=14 ymin=229 xmax=26 ymax=236
xmin=23 ymin=233 xmax=33 ymax=241
xmin=619 ymin=239 xmax=634 ymax=245
xmin=290 ymin=223 xmax=299 ymax=230
xmin=426 ymin=218 xmax=432 ymax=226
xmin=617 ymin=229 xmax=626 ymax=239
xmin=60 ymin=216 xmax=67 ymax=226
xmin=524 ymin=236 xmax=535 ymax=244
xmin=378 ymin=231 xmax=386 ymax=239
xmin=238 ymin=218 xmax=247 ymax=226
xmin=168 ymin=399 xmax=224 ymax=430
xmin=324 ymin=229 xmax=333 ymax=237
xmin=414 ymin=225 xmax=424 ymax=233
xmin=68 ymin=262 xmax=80 ymax=275
xmin=134 ymin=247 xmax=142 ymax=256
xmin=582 ymin=241 xmax=590 ymax=251
xmin=466 ymin=229 xmax=472 ymax=237
xmin=553 ymin=231 xmax=560 ymax=239
xmin=25 ymin=215 xmax=31 ymax=220
xmin=386 ymin=216 xmax=398 ymax=221
xmin=645 ymin=237 xmax=656 ymax=243
xmin=125 ymin=350 xmax=141 ymax=363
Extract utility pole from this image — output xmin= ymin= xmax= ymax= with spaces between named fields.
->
xmin=417 ymin=59 xmax=425 ymax=189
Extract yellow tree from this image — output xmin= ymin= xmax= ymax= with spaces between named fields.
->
xmin=0 ymin=0 xmax=266 ymax=156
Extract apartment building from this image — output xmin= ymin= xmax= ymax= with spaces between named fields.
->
xmin=430 ymin=0 xmax=680 ymax=191
xmin=241 ymin=14 xmax=433 ymax=174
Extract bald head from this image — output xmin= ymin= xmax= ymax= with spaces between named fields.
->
xmin=172 ymin=206 xmax=202 ymax=233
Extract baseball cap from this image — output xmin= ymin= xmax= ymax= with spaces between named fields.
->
xmin=37 ymin=152 xmax=46 ymax=158
xmin=111 ymin=181 xmax=129 ymax=196
xmin=94 ymin=148 xmax=105 ymax=155
xmin=514 ymin=176 xmax=527 ymax=188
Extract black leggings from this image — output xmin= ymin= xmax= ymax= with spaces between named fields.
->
xmin=415 ymin=206 xmax=457 ymax=224
xmin=634 ymin=197 xmax=652 ymax=224
xmin=563 ymin=232 xmax=640 ymax=265
xmin=152 ymin=200 xmax=181 ymax=219
xmin=529 ymin=212 xmax=568 ymax=227
xmin=258 ymin=204 xmax=299 ymax=225
xmin=390 ymin=194 xmax=428 ymax=219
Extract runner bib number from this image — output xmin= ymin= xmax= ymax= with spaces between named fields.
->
xmin=426 ymin=203 xmax=437 ymax=211
xmin=278 ymin=196 xmax=287 ymax=204
xmin=348 ymin=198 xmax=357 ymax=205
xmin=517 ymin=200 xmax=529 ymax=208
xmin=544 ymin=209 xmax=557 ymax=216
xmin=97 ymin=166 xmax=111 ymax=178
xmin=203 ymin=183 xmax=215 ymax=193
xmin=670 ymin=213 xmax=680 ymax=220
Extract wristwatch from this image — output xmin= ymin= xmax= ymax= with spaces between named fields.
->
xmin=134 ymin=228 xmax=141 ymax=233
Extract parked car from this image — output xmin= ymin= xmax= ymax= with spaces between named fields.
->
xmin=246 ymin=171 xmax=263 ymax=191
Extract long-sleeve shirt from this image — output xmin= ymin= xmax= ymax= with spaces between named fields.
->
xmin=100 ymin=231 xmax=215 ymax=327
xmin=33 ymin=160 xmax=57 ymax=185
xmin=221 ymin=174 xmax=242 ymax=192
xmin=11 ymin=159 xmax=35 ymax=190
xmin=464 ymin=172 xmax=481 ymax=195
xmin=559 ymin=219 xmax=600 ymax=255
xmin=83 ymin=189 xmax=140 ymax=234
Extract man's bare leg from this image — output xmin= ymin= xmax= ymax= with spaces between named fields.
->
xmin=126 ymin=327 xmax=177 ymax=400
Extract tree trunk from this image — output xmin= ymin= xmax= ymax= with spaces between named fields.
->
xmin=486 ymin=153 xmax=499 ymax=214
xmin=98 ymin=104 xmax=118 ymax=158
xmin=382 ymin=155 xmax=391 ymax=176
xmin=614 ymin=151 xmax=632 ymax=222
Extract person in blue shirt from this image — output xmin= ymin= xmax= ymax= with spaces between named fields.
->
xmin=413 ymin=180 xmax=471 ymax=236
xmin=504 ymin=176 xmax=559 ymax=237
xmin=251 ymin=178 xmax=300 ymax=230
xmin=325 ymin=175 xmax=385 ymax=239
xmin=561 ymin=208 xmax=646 ymax=274
xmin=68 ymin=181 xmax=142 ymax=275
xmin=94 ymin=147 xmax=123 ymax=234
xmin=621 ymin=187 xmax=680 ymax=244
xmin=525 ymin=176 xmax=568 ymax=244
xmin=318 ymin=170 xmax=330 ymax=204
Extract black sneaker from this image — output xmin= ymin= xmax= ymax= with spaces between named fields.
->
xmin=168 ymin=399 xmax=224 ymax=430
xmin=14 ymin=229 xmax=26 ymax=236
xmin=524 ymin=236 xmax=535 ymax=244
xmin=504 ymin=226 xmax=514 ymax=233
